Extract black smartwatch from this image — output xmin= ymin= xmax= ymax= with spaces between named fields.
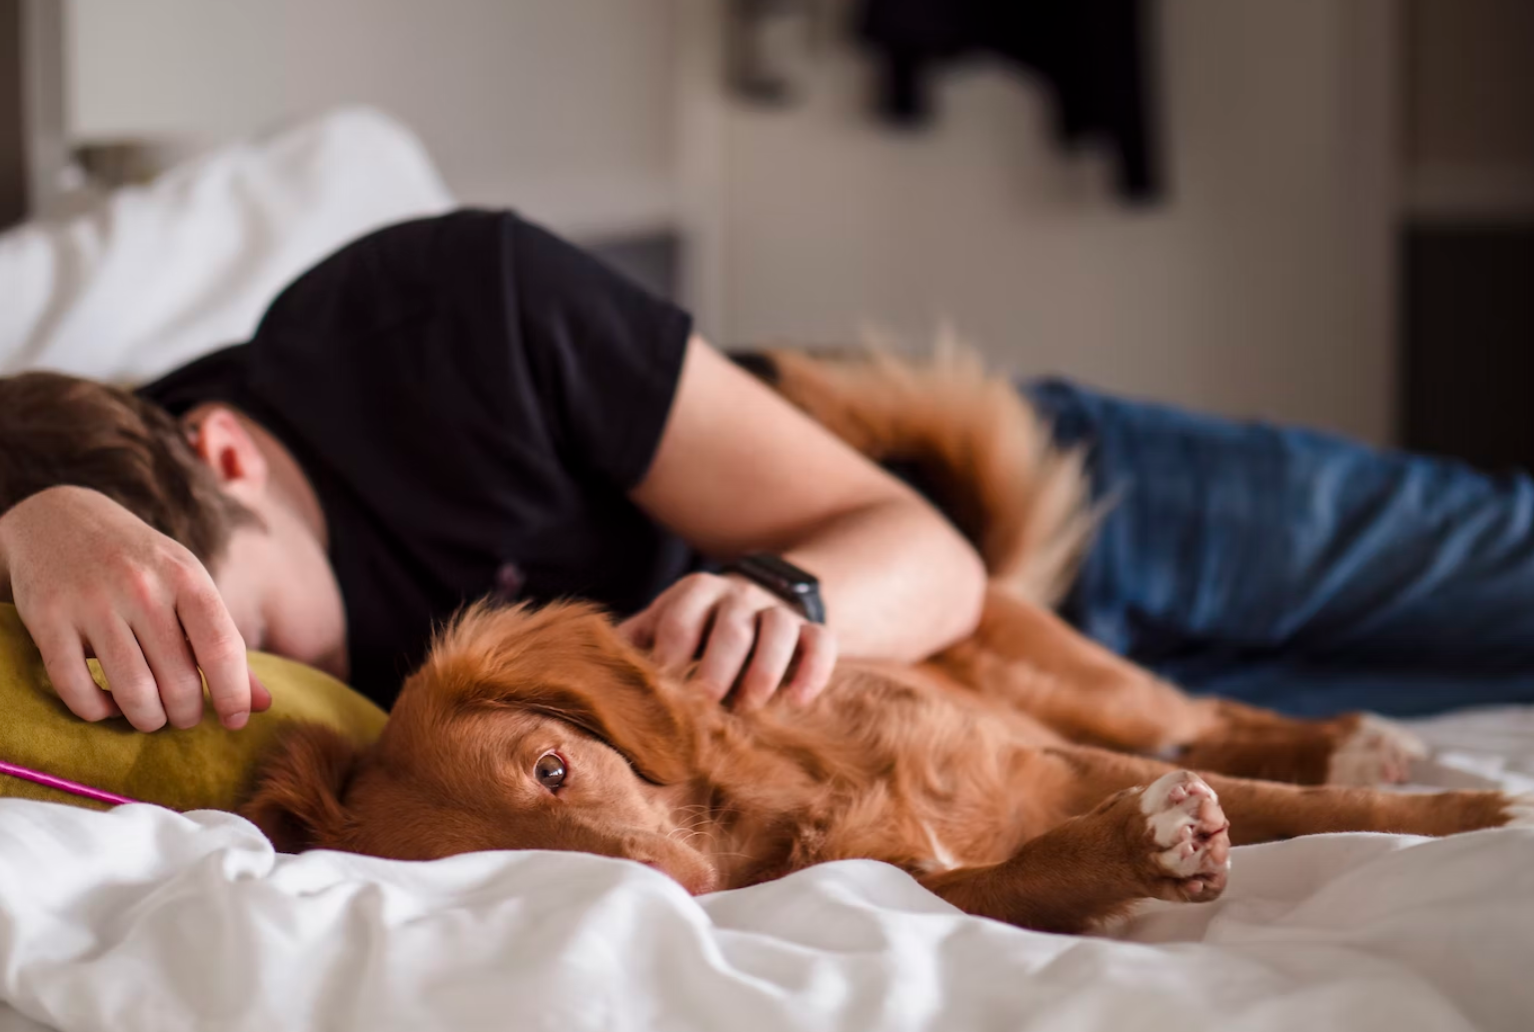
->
xmin=721 ymin=553 xmax=826 ymax=625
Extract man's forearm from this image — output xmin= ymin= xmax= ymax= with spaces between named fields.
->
xmin=783 ymin=497 xmax=986 ymax=662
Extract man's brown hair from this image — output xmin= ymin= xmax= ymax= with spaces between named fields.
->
xmin=0 ymin=372 xmax=254 ymax=564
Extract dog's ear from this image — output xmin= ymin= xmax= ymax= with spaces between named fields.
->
xmin=241 ymin=724 xmax=360 ymax=853
xmin=420 ymin=601 xmax=698 ymax=785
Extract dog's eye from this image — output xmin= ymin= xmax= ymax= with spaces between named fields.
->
xmin=535 ymin=752 xmax=567 ymax=791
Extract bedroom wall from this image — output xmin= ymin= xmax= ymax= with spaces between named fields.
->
xmin=63 ymin=0 xmax=1396 ymax=442
xmin=682 ymin=0 xmax=1395 ymax=442
xmin=63 ymin=0 xmax=678 ymax=239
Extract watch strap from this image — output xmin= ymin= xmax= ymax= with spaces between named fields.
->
xmin=720 ymin=553 xmax=826 ymax=625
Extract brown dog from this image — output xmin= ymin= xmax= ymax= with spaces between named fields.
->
xmin=244 ymin=350 xmax=1530 ymax=934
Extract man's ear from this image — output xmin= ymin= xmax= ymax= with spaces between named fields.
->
xmin=185 ymin=406 xmax=269 ymax=500
xmin=421 ymin=601 xmax=699 ymax=785
xmin=241 ymin=724 xmax=360 ymax=853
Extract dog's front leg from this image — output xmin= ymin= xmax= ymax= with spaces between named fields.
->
xmin=920 ymin=769 xmax=1231 ymax=935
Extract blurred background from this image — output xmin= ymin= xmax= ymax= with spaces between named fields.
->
xmin=2 ymin=0 xmax=1531 ymax=462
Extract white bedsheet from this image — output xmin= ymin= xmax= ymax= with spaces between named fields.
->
xmin=2 ymin=708 xmax=1532 ymax=1032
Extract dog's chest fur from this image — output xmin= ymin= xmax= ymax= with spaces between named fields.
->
xmin=688 ymin=663 xmax=1070 ymax=888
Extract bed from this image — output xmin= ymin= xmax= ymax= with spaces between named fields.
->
xmin=1 ymin=111 xmax=1532 ymax=1032
xmin=1 ymin=708 xmax=1531 ymax=1032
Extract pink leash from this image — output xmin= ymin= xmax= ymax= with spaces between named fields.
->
xmin=0 ymin=760 xmax=143 ymax=807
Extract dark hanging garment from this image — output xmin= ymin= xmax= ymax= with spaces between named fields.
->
xmin=855 ymin=0 xmax=1162 ymax=203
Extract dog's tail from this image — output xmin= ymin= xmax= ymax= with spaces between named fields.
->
xmin=752 ymin=342 xmax=1096 ymax=607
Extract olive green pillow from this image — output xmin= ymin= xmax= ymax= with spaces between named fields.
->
xmin=0 ymin=603 xmax=386 ymax=813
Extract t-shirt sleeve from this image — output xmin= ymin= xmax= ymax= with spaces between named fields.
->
xmin=504 ymin=215 xmax=693 ymax=491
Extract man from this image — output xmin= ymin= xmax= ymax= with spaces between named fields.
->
xmin=0 ymin=210 xmax=986 ymax=732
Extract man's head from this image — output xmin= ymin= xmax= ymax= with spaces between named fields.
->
xmin=0 ymin=372 xmax=347 ymax=678
xmin=0 ymin=372 xmax=253 ymax=563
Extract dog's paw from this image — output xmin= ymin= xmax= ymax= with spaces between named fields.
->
xmin=1138 ymin=770 xmax=1231 ymax=903
xmin=1500 ymin=794 xmax=1534 ymax=829
xmin=1328 ymin=714 xmax=1428 ymax=786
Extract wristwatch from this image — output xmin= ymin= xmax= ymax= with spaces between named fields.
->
xmin=721 ymin=553 xmax=826 ymax=625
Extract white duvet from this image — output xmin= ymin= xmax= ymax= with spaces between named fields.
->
xmin=2 ymin=709 xmax=1533 ymax=1032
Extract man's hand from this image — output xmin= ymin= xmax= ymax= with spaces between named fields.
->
xmin=0 ymin=487 xmax=271 ymax=731
xmin=618 ymin=572 xmax=837 ymax=711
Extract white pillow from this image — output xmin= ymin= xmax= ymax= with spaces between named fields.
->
xmin=0 ymin=107 xmax=455 ymax=384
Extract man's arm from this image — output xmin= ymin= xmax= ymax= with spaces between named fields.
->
xmin=623 ymin=337 xmax=986 ymax=706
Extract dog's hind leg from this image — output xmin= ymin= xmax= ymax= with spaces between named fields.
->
xmin=934 ymin=589 xmax=1426 ymax=786
xmin=926 ymin=747 xmax=1528 ymax=934
xmin=1041 ymin=746 xmax=1524 ymax=846
xmin=931 ymin=589 xmax=1212 ymax=754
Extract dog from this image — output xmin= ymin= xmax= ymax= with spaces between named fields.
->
xmin=243 ymin=349 xmax=1530 ymax=934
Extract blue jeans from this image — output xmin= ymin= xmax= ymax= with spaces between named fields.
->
xmin=1022 ymin=379 xmax=1534 ymax=718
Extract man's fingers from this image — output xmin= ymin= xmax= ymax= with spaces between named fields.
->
xmin=650 ymin=576 xmax=727 ymax=673
xmin=176 ymin=579 xmax=252 ymax=730
xmin=250 ymin=671 xmax=273 ymax=713
xmin=623 ymin=575 xmax=837 ymax=711
xmin=88 ymin=619 xmax=166 ymax=732
xmin=133 ymin=612 xmax=207 ymax=729
xmin=786 ymin=623 xmax=838 ymax=705
xmin=615 ymin=608 xmax=657 ymax=650
xmin=733 ymin=606 xmax=799 ymax=712
xmin=694 ymin=600 xmax=759 ymax=701
xmin=33 ymin=626 xmax=120 ymax=722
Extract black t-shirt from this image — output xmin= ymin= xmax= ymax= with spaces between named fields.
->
xmin=139 ymin=210 xmax=698 ymax=707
